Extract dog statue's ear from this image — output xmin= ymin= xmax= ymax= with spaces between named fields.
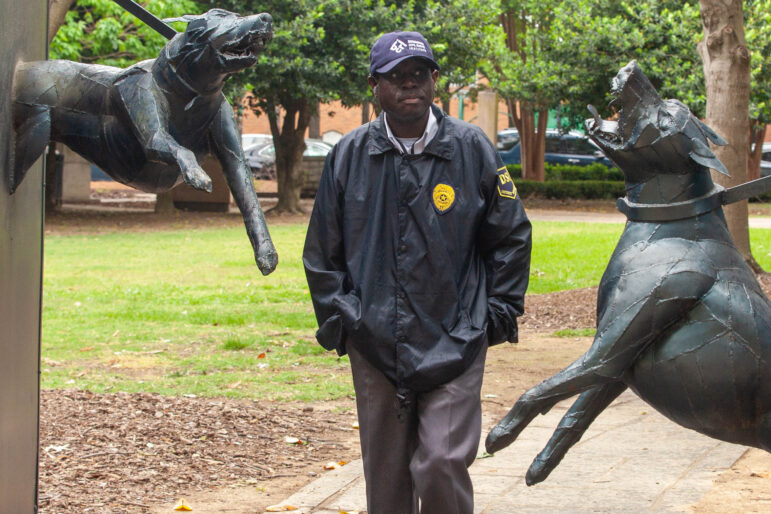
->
xmin=690 ymin=137 xmax=730 ymax=176
xmin=164 ymin=8 xmax=233 ymax=24
xmin=695 ymin=118 xmax=728 ymax=147
xmin=163 ymin=14 xmax=200 ymax=24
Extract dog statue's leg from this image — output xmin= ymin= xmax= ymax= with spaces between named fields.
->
xmin=525 ymin=381 xmax=627 ymax=485
xmin=11 ymin=103 xmax=51 ymax=193
xmin=487 ymin=253 xmax=717 ymax=454
xmin=116 ymin=74 xmax=212 ymax=192
xmin=210 ymin=100 xmax=278 ymax=275
xmin=148 ymin=132 xmax=213 ymax=193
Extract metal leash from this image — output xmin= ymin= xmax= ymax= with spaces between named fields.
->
xmin=111 ymin=0 xmax=177 ymax=40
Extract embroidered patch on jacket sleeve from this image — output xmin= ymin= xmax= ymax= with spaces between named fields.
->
xmin=496 ymin=167 xmax=518 ymax=199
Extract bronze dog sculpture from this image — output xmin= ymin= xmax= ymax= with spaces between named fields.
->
xmin=11 ymin=8 xmax=277 ymax=274
xmin=486 ymin=61 xmax=771 ymax=485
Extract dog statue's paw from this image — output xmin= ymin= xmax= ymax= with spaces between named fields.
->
xmin=182 ymin=164 xmax=213 ymax=192
xmin=485 ymin=396 xmax=540 ymax=454
xmin=256 ymin=243 xmax=278 ymax=276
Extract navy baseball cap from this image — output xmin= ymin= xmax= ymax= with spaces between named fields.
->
xmin=369 ymin=31 xmax=440 ymax=75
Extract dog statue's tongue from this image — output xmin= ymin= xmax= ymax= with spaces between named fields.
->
xmin=587 ymin=104 xmax=618 ymax=143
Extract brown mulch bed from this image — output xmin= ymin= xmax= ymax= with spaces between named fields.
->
xmin=39 ymin=391 xmax=358 ymax=512
xmin=520 ymin=287 xmax=598 ymax=332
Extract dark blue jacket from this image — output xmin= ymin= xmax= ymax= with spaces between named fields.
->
xmin=303 ymin=106 xmax=531 ymax=393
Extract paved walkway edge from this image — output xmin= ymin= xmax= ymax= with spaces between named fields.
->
xmin=274 ymin=391 xmax=749 ymax=513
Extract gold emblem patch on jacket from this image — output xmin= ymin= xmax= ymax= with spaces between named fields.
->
xmin=432 ymin=183 xmax=455 ymax=213
xmin=497 ymin=167 xmax=517 ymax=199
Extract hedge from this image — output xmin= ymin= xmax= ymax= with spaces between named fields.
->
xmin=514 ymin=180 xmax=626 ymax=200
xmin=505 ymin=163 xmax=623 ymax=181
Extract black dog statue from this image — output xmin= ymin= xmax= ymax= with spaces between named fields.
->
xmin=11 ymin=8 xmax=277 ymax=274
xmin=486 ymin=61 xmax=771 ymax=484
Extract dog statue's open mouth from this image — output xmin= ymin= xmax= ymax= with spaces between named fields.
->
xmin=585 ymin=63 xmax=642 ymax=150
xmin=221 ymin=32 xmax=271 ymax=65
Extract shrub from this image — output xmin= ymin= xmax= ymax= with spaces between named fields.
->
xmin=505 ymin=163 xmax=623 ymax=182
xmin=514 ymin=180 xmax=626 ymax=200
xmin=546 ymin=163 xmax=624 ymax=181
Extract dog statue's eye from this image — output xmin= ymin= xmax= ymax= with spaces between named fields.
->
xmin=658 ymin=110 xmax=675 ymax=132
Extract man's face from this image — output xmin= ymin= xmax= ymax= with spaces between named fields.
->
xmin=369 ymin=58 xmax=438 ymax=125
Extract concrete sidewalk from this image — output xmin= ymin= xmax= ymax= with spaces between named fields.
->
xmin=273 ymin=390 xmax=747 ymax=513
xmin=527 ymin=208 xmax=771 ymax=228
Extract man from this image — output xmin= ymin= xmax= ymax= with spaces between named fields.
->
xmin=303 ymin=31 xmax=531 ymax=514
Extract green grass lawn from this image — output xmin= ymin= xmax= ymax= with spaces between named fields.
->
xmin=42 ymin=220 xmax=771 ymax=400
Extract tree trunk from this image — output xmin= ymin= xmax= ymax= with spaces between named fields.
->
xmin=308 ymin=106 xmax=320 ymax=139
xmin=441 ymin=90 xmax=451 ymax=117
xmin=512 ymin=104 xmax=547 ymax=182
xmin=48 ymin=0 xmax=75 ymax=43
xmin=154 ymin=191 xmax=176 ymax=213
xmin=269 ymin=99 xmax=311 ymax=214
xmin=698 ymin=0 xmax=760 ymax=271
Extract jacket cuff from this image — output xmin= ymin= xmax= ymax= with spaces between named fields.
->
xmin=487 ymin=300 xmax=519 ymax=345
xmin=315 ymin=313 xmax=345 ymax=353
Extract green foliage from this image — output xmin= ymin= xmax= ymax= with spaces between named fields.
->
xmin=50 ymin=0 xmax=202 ymax=67
xmin=211 ymin=0 xmax=400 ymax=116
xmin=485 ymin=1 xmax=632 ymax=115
xmin=515 ymin=180 xmax=626 ymax=200
xmin=545 ymin=164 xmax=624 ymax=182
xmin=506 ymin=163 xmax=623 ymax=182
xmin=551 ymin=328 xmax=597 ymax=338
xmin=586 ymin=1 xmax=704 ymax=118
xmin=746 ymin=0 xmax=771 ymax=124
xmin=414 ymin=0 xmax=502 ymax=106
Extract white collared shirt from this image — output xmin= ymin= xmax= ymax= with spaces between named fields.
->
xmin=383 ymin=109 xmax=438 ymax=155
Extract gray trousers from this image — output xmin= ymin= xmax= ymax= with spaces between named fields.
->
xmin=347 ymin=342 xmax=488 ymax=514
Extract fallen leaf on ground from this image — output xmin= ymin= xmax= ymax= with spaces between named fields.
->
xmin=258 ymin=352 xmax=267 ymax=359
xmin=174 ymin=499 xmax=192 ymax=511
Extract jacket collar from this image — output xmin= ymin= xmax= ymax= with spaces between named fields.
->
xmin=368 ymin=105 xmax=455 ymax=160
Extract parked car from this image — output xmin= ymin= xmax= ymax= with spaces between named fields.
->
xmin=496 ymin=127 xmax=520 ymax=151
xmin=241 ymin=133 xmax=272 ymax=149
xmin=497 ymin=129 xmax=614 ymax=168
xmin=760 ymin=142 xmax=771 ymax=177
xmin=244 ymin=141 xmax=276 ymax=180
xmin=244 ymin=138 xmax=333 ymax=180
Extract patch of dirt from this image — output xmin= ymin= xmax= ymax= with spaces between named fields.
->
xmin=691 ymin=449 xmax=771 ymax=513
